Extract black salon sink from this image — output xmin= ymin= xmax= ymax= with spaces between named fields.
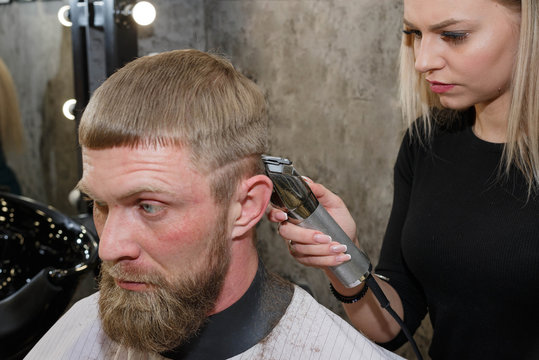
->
xmin=0 ymin=192 xmax=99 ymax=359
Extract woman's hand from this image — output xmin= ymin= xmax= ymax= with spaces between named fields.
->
xmin=267 ymin=178 xmax=359 ymax=268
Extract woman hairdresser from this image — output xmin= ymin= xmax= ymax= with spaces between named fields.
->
xmin=268 ymin=1 xmax=539 ymax=359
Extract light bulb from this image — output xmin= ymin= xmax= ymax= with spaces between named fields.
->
xmin=132 ymin=1 xmax=156 ymax=26
xmin=62 ymin=99 xmax=76 ymax=120
xmin=57 ymin=5 xmax=72 ymax=27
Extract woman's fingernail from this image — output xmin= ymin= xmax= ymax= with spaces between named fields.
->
xmin=336 ymin=254 xmax=352 ymax=262
xmin=301 ymin=176 xmax=313 ymax=183
xmin=275 ymin=211 xmax=288 ymax=221
xmin=331 ymin=244 xmax=347 ymax=253
xmin=314 ymin=234 xmax=332 ymax=244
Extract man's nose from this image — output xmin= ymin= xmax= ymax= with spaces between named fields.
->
xmin=414 ymin=37 xmax=445 ymax=74
xmin=96 ymin=208 xmax=140 ymax=262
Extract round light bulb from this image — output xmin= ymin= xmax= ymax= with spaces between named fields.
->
xmin=132 ymin=1 xmax=156 ymax=26
xmin=57 ymin=5 xmax=72 ymax=27
xmin=62 ymin=99 xmax=76 ymax=120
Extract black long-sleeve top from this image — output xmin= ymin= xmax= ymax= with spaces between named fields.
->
xmin=376 ymin=110 xmax=539 ymax=359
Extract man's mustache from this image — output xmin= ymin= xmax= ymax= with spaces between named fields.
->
xmin=102 ymin=261 xmax=166 ymax=287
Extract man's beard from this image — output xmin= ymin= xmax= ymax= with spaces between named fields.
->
xmin=97 ymin=215 xmax=231 ymax=354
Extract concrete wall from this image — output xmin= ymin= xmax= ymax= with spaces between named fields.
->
xmin=0 ymin=0 xmax=431 ymax=358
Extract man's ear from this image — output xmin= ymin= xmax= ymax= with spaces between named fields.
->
xmin=230 ymin=175 xmax=273 ymax=239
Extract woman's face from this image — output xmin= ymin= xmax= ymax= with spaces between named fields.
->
xmin=404 ymin=0 xmax=521 ymax=110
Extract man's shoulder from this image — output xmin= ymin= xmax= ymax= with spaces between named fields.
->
xmin=69 ymin=291 xmax=101 ymax=312
xmin=24 ymin=292 xmax=109 ymax=360
xmin=284 ymin=284 xmax=348 ymax=325
xmin=25 ymin=291 xmax=166 ymax=360
xmin=232 ymin=285 xmax=403 ymax=360
xmin=40 ymin=291 xmax=101 ymax=334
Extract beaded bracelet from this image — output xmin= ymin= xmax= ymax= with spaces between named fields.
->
xmin=329 ymin=282 xmax=369 ymax=304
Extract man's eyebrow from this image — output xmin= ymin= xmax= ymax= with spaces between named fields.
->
xmin=75 ymin=181 xmax=175 ymax=201
xmin=403 ymin=18 xmax=464 ymax=31
xmin=115 ymin=186 xmax=176 ymax=200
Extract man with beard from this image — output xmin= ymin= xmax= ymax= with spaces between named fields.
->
xmin=25 ymin=49 xmax=402 ymax=360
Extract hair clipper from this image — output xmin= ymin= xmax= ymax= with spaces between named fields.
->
xmin=262 ymin=155 xmax=372 ymax=288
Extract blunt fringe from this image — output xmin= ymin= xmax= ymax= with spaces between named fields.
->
xmin=79 ymin=49 xmax=268 ymax=203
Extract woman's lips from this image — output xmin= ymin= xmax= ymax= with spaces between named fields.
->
xmin=428 ymin=80 xmax=455 ymax=94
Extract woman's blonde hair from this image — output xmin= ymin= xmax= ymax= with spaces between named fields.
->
xmin=0 ymin=58 xmax=24 ymax=153
xmin=506 ymin=0 xmax=538 ymax=194
xmin=399 ymin=0 xmax=539 ymax=194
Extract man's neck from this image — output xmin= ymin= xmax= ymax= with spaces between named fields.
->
xmin=210 ymin=236 xmax=259 ymax=314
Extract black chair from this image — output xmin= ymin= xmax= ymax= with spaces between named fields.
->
xmin=0 ymin=192 xmax=99 ymax=359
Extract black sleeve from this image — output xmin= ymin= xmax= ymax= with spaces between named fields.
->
xmin=374 ymin=131 xmax=428 ymax=350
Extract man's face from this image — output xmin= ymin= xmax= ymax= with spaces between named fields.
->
xmin=79 ymin=144 xmax=231 ymax=352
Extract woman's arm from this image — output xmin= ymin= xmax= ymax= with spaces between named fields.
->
xmin=268 ymin=181 xmax=404 ymax=343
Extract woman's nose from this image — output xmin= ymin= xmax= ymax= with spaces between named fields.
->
xmin=414 ymin=37 xmax=445 ymax=74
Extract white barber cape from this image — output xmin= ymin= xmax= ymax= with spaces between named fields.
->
xmin=25 ymin=286 xmax=404 ymax=360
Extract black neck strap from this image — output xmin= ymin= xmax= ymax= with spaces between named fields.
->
xmin=160 ymin=261 xmax=294 ymax=360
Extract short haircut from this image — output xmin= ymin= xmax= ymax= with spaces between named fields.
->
xmin=79 ymin=49 xmax=268 ymax=204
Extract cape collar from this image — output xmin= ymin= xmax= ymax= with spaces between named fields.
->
xmin=161 ymin=261 xmax=294 ymax=360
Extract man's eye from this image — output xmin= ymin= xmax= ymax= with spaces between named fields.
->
xmin=92 ymin=201 xmax=108 ymax=216
xmin=141 ymin=203 xmax=161 ymax=214
xmin=94 ymin=201 xmax=107 ymax=209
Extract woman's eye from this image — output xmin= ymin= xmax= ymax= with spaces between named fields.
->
xmin=403 ymin=29 xmax=422 ymax=39
xmin=441 ymin=31 xmax=469 ymax=43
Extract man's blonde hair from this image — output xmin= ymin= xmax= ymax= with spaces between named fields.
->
xmin=399 ymin=0 xmax=539 ymax=194
xmin=79 ymin=49 xmax=268 ymax=204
